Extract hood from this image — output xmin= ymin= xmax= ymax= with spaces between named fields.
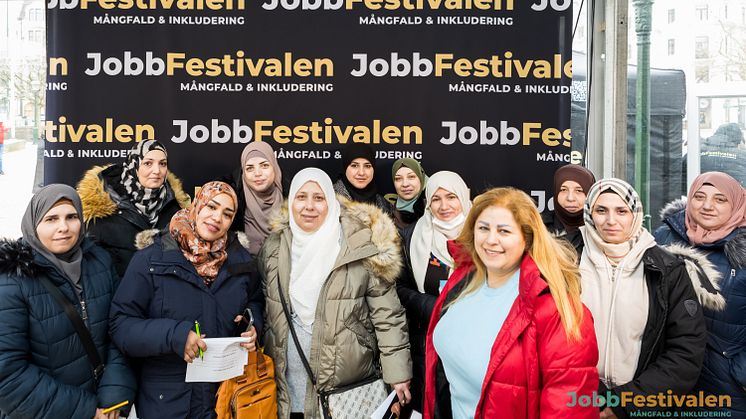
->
xmin=725 ymin=229 xmax=746 ymax=269
xmin=659 ymin=198 xmax=687 ymax=222
xmin=0 ymin=239 xmax=39 ymax=278
xmin=660 ymin=198 xmax=746 ymax=268
xmin=269 ymin=196 xmax=402 ymax=283
xmin=661 ymin=244 xmax=726 ymax=311
xmin=77 ymin=164 xmax=191 ymax=223
xmin=135 ymin=229 xmax=251 ymax=252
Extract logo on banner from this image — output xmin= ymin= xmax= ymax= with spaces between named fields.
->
xmin=171 ymin=118 xmax=423 ymax=145
xmin=350 ymin=52 xmax=571 ymax=79
xmin=440 ymin=120 xmax=570 ymax=148
xmin=262 ymin=0 xmax=513 ymax=11
xmin=48 ymin=0 xmax=244 ymax=10
xmin=83 ymin=51 xmax=334 ymax=78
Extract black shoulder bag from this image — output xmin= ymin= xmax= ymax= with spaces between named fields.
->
xmin=277 ymin=278 xmax=388 ymax=419
xmin=38 ymin=277 xmax=105 ymax=383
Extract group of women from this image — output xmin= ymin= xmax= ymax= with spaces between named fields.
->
xmin=0 ymin=138 xmax=743 ymax=419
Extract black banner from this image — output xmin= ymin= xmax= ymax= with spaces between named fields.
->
xmin=46 ymin=0 xmax=572 ymax=212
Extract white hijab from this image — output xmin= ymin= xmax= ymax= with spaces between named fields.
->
xmin=410 ymin=171 xmax=471 ymax=292
xmin=288 ymin=168 xmax=342 ymax=326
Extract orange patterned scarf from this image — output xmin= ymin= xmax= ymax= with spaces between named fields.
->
xmin=169 ymin=181 xmax=237 ymax=283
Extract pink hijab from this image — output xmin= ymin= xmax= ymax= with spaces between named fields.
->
xmin=685 ymin=172 xmax=746 ymax=245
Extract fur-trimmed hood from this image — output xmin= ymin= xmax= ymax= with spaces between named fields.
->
xmin=659 ymin=197 xmax=746 ymax=269
xmin=661 ymin=243 xmax=726 ymax=311
xmin=268 ymin=195 xmax=402 ymax=283
xmin=77 ymin=164 xmax=191 ymax=223
xmin=0 ymin=239 xmax=38 ymax=278
xmin=0 ymin=238 xmax=97 ymax=279
xmin=659 ymin=197 xmax=687 ymax=222
xmin=134 ymin=229 xmax=251 ymax=252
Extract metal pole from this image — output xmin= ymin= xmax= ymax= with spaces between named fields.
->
xmin=633 ymin=0 xmax=653 ymax=230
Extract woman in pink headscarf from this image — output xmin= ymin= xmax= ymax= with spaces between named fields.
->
xmin=655 ymin=171 xmax=746 ymax=415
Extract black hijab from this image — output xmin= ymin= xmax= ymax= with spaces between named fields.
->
xmin=340 ymin=143 xmax=378 ymax=204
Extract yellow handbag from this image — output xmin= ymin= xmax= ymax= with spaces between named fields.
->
xmin=215 ymin=349 xmax=278 ymax=419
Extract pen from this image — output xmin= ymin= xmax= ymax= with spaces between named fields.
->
xmin=194 ymin=320 xmax=204 ymax=360
xmin=101 ymin=400 xmax=129 ymax=414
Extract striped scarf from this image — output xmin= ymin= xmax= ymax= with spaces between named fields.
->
xmin=583 ymin=178 xmax=646 ymax=258
xmin=120 ymin=140 xmax=170 ymax=226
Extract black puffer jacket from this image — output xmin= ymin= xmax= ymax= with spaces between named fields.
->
xmin=597 ymin=246 xmax=708 ymax=419
xmin=0 ymin=239 xmax=136 ymax=419
xmin=541 ymin=210 xmax=584 ymax=257
xmin=77 ymin=165 xmax=191 ymax=277
xmin=395 ymin=223 xmax=438 ymax=411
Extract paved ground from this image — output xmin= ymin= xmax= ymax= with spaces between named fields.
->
xmin=0 ymin=144 xmax=39 ymax=240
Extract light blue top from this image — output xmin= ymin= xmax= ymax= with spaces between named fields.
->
xmin=432 ymin=269 xmax=520 ymax=419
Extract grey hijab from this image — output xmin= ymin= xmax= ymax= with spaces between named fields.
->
xmin=21 ymin=184 xmax=86 ymax=286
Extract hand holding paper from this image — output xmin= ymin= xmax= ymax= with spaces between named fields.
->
xmin=185 ymin=337 xmax=249 ymax=382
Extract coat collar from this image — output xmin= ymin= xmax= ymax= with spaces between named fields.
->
xmin=269 ymin=196 xmax=402 ymax=283
xmin=433 ymin=244 xmax=550 ymax=417
xmin=77 ymin=164 xmax=191 ymax=223
xmin=661 ymin=198 xmax=746 ymax=268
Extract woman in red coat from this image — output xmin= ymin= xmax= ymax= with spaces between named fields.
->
xmin=423 ymin=187 xmax=600 ymax=419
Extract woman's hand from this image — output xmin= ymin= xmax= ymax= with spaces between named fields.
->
xmin=392 ymin=380 xmax=412 ymax=406
xmin=183 ymin=330 xmax=206 ymax=363
xmin=240 ymin=326 xmax=258 ymax=352
xmin=93 ymin=408 xmax=119 ymax=419
xmin=600 ymin=407 xmax=617 ymax=419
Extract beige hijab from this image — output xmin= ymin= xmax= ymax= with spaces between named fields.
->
xmin=409 ymin=171 xmax=471 ymax=293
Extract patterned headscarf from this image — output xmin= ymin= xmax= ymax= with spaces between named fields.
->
xmin=169 ymin=181 xmax=238 ymax=284
xmin=583 ymin=178 xmax=646 ymax=258
xmin=120 ymin=140 xmax=170 ymax=226
xmin=686 ymin=172 xmax=746 ymax=245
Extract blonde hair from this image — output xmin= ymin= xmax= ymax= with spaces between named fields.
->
xmin=452 ymin=187 xmax=584 ymax=341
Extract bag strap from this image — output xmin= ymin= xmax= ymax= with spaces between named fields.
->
xmin=277 ymin=277 xmax=317 ymax=387
xmin=38 ymin=276 xmax=104 ymax=382
xmin=277 ymin=279 xmax=333 ymax=419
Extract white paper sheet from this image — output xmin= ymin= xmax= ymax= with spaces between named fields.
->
xmin=185 ymin=337 xmax=249 ymax=382
xmin=369 ymin=391 xmax=422 ymax=419
xmin=370 ymin=391 xmax=397 ymax=419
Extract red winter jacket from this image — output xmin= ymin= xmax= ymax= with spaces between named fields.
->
xmin=424 ymin=243 xmax=600 ymax=419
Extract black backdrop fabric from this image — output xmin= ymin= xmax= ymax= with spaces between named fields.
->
xmin=45 ymin=0 xmax=572 ymax=211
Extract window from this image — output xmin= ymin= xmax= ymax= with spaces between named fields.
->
xmin=27 ymin=29 xmax=44 ymax=43
xmin=696 ymin=4 xmax=709 ymax=20
xmin=668 ymin=8 xmax=675 ymax=23
xmin=695 ymin=36 xmax=709 ymax=59
xmin=668 ymin=39 xmax=675 ymax=55
xmin=28 ymin=8 xmax=43 ymax=21
xmin=696 ymin=65 xmax=710 ymax=83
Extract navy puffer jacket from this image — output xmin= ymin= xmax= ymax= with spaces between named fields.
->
xmin=655 ymin=199 xmax=746 ymax=414
xmin=109 ymin=229 xmax=264 ymax=419
xmin=0 ymin=238 xmax=136 ymax=419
